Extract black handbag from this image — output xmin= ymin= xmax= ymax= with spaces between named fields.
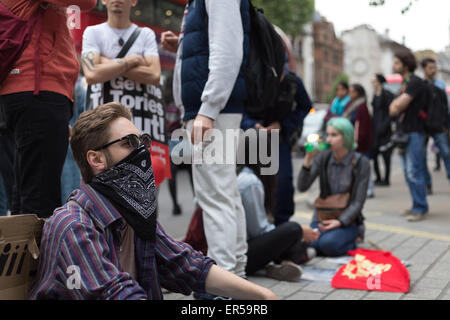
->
xmin=390 ymin=115 xmax=409 ymax=149
xmin=391 ymin=131 xmax=409 ymax=149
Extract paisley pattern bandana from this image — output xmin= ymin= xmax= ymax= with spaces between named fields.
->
xmin=89 ymin=145 xmax=157 ymax=241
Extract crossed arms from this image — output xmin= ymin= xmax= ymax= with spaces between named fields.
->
xmin=81 ymin=51 xmax=161 ymax=86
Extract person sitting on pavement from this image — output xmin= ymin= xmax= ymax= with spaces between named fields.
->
xmin=297 ymin=117 xmax=370 ymax=257
xmin=29 ymin=102 xmax=278 ymax=300
xmin=237 ymin=130 xmax=320 ymax=282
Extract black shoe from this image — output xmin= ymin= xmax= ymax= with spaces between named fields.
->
xmin=426 ymin=185 xmax=433 ymax=195
xmin=374 ymin=180 xmax=383 ymax=186
xmin=172 ymin=204 xmax=182 ymax=215
xmin=433 ymin=166 xmax=440 ymax=172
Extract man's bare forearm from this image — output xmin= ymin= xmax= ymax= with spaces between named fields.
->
xmin=81 ymin=52 xmax=132 ymax=84
xmin=123 ymin=66 xmax=161 ymax=86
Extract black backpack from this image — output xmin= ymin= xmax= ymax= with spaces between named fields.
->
xmin=244 ymin=1 xmax=286 ymax=123
xmin=266 ymin=71 xmax=298 ymax=123
xmin=424 ymin=83 xmax=448 ymax=134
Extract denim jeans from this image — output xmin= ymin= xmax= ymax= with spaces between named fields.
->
xmin=61 ymin=145 xmax=81 ymax=202
xmin=401 ymin=132 xmax=428 ymax=214
xmin=309 ymin=220 xmax=359 ymax=257
xmin=424 ymin=132 xmax=450 ymax=186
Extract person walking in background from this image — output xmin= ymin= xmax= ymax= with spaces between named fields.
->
xmin=298 ymin=117 xmax=370 ymax=257
xmin=0 ymin=0 xmax=96 ymax=218
xmin=343 ymin=84 xmax=374 ymax=198
xmin=164 ymin=76 xmax=194 ymax=215
xmin=389 ymin=50 xmax=430 ymax=222
xmin=322 ymin=82 xmax=351 ymax=130
xmin=161 ymin=0 xmax=251 ymax=297
xmin=371 ymin=74 xmax=394 ymax=186
xmin=420 ymin=58 xmax=450 ymax=194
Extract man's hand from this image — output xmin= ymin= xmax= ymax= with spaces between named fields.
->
xmin=124 ymin=54 xmax=147 ymax=69
xmin=266 ymin=121 xmax=281 ymax=133
xmin=161 ymin=31 xmax=179 ymax=53
xmin=302 ymin=225 xmax=320 ymax=243
xmin=191 ymin=114 xmax=214 ymax=144
xmin=318 ymin=219 xmax=342 ymax=232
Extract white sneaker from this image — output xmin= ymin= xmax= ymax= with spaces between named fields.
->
xmin=306 ymin=247 xmax=317 ymax=260
xmin=265 ymin=263 xmax=302 ymax=282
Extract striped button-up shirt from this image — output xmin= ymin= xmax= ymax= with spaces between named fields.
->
xmin=29 ymin=183 xmax=215 ymax=300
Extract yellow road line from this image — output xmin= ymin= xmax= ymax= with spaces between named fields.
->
xmin=293 ymin=211 xmax=450 ymax=242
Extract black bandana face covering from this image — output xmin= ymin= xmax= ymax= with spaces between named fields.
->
xmin=89 ymin=145 xmax=157 ymax=241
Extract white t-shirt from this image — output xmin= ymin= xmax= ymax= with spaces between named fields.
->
xmin=82 ymin=22 xmax=159 ymax=59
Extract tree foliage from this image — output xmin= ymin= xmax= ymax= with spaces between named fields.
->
xmin=252 ymin=0 xmax=315 ymax=36
xmin=369 ymin=0 xmax=419 ymax=14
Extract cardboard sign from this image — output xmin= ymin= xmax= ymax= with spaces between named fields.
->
xmin=87 ymin=77 xmax=171 ymax=184
xmin=0 ymin=214 xmax=45 ymax=300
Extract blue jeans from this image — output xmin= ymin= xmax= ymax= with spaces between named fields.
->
xmin=425 ymin=132 xmax=450 ymax=186
xmin=61 ymin=145 xmax=81 ymax=202
xmin=0 ymin=174 xmax=7 ymax=216
xmin=309 ymin=220 xmax=359 ymax=257
xmin=402 ymin=133 xmax=428 ymax=214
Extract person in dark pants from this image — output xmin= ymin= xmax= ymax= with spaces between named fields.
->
xmin=0 ymin=0 xmax=97 ymax=218
xmin=371 ymin=74 xmax=394 ymax=186
xmin=241 ymin=71 xmax=312 ymax=226
xmin=1 ymin=92 xmax=72 ymax=217
xmin=237 ymin=130 xmax=319 ymax=281
xmin=0 ymin=128 xmax=14 ymax=214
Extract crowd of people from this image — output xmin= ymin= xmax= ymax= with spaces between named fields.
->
xmin=323 ymin=53 xmax=449 ymax=221
xmin=0 ymin=0 xmax=448 ymax=300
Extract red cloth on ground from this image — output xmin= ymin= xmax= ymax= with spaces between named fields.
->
xmin=331 ymin=249 xmax=410 ymax=293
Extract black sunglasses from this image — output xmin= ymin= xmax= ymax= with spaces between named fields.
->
xmin=94 ymin=133 xmax=151 ymax=151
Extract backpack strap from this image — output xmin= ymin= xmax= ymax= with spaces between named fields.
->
xmin=116 ymin=27 xmax=142 ymax=59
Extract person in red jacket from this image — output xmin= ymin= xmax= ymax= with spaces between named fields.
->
xmin=0 ymin=0 xmax=96 ymax=218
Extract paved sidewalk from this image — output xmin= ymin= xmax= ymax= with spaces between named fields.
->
xmin=161 ymin=151 xmax=450 ymax=300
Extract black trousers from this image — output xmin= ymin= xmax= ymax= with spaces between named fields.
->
xmin=246 ymin=221 xmax=305 ymax=275
xmin=0 ymin=131 xmax=15 ymax=209
xmin=373 ymin=149 xmax=392 ymax=183
xmin=0 ymin=91 xmax=71 ymax=218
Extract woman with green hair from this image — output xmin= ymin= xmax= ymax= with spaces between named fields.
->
xmin=297 ymin=117 xmax=370 ymax=257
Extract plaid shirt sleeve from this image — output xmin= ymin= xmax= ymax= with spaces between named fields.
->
xmin=154 ymin=222 xmax=215 ymax=295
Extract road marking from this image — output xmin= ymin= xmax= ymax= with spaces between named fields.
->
xmin=293 ymin=211 xmax=450 ymax=242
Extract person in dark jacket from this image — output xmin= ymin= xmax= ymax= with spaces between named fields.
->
xmin=297 ymin=117 xmax=370 ymax=257
xmin=371 ymin=74 xmax=394 ymax=186
xmin=240 ymin=68 xmax=312 ymax=226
